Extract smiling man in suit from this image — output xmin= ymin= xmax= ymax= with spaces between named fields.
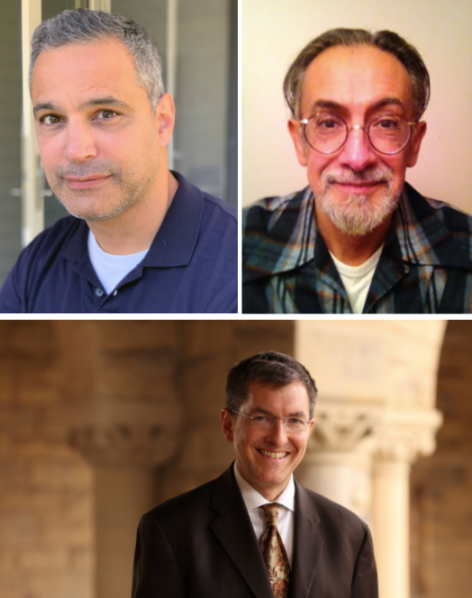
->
xmin=132 ymin=351 xmax=378 ymax=598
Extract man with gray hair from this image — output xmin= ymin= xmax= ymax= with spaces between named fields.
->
xmin=0 ymin=8 xmax=237 ymax=313
xmin=243 ymin=28 xmax=472 ymax=314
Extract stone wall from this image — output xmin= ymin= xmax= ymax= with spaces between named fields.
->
xmin=0 ymin=322 xmax=94 ymax=598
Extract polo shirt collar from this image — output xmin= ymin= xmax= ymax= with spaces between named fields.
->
xmin=60 ymin=171 xmax=203 ymax=269
xmin=233 ymin=462 xmax=295 ymax=513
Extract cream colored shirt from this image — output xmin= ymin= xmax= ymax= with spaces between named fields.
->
xmin=330 ymin=245 xmax=383 ymax=314
xmin=233 ymin=462 xmax=295 ymax=566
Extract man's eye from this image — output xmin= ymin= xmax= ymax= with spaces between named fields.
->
xmin=375 ymin=118 xmax=400 ymax=130
xmin=96 ymin=110 xmax=118 ymax=120
xmin=288 ymin=418 xmax=303 ymax=425
xmin=41 ymin=115 xmax=61 ymax=125
xmin=253 ymin=415 xmax=268 ymax=422
xmin=317 ymin=118 xmax=341 ymax=129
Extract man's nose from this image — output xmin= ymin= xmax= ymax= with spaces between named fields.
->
xmin=337 ymin=125 xmax=377 ymax=172
xmin=63 ymin=120 xmax=97 ymax=162
xmin=267 ymin=418 xmax=289 ymax=445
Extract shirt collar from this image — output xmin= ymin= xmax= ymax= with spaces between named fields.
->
xmin=244 ymin=181 xmax=472 ymax=281
xmin=61 ymin=171 xmax=203 ymax=269
xmin=233 ymin=461 xmax=295 ymax=513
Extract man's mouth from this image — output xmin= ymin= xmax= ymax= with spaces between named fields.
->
xmin=331 ymin=181 xmax=384 ymax=193
xmin=64 ymin=174 xmax=111 ymax=189
xmin=257 ymin=449 xmax=289 ymax=459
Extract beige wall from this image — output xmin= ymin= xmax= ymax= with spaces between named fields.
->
xmin=242 ymin=0 xmax=472 ymax=213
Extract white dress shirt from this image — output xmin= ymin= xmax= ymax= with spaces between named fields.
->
xmin=233 ymin=462 xmax=295 ymax=566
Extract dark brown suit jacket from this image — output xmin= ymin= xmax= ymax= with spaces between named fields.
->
xmin=132 ymin=465 xmax=378 ymax=598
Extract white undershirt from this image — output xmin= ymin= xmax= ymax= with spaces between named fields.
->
xmin=87 ymin=230 xmax=149 ymax=295
xmin=330 ymin=245 xmax=383 ymax=314
xmin=233 ymin=462 xmax=295 ymax=566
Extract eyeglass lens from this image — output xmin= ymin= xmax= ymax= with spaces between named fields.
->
xmin=251 ymin=415 xmax=308 ymax=432
xmin=304 ymin=114 xmax=411 ymax=155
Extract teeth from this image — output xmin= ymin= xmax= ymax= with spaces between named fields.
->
xmin=259 ymin=450 xmax=287 ymax=459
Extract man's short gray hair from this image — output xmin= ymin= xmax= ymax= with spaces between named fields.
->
xmin=30 ymin=8 xmax=164 ymax=111
xmin=284 ymin=28 xmax=430 ymax=122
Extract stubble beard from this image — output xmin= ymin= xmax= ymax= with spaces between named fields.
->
xmin=317 ymin=166 xmax=401 ymax=236
xmin=49 ymin=160 xmax=151 ymax=222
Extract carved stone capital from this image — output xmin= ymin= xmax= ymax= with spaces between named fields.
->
xmin=69 ymin=424 xmax=178 ymax=468
xmin=372 ymin=409 xmax=443 ymax=464
xmin=308 ymin=405 xmax=379 ymax=452
xmin=307 ymin=404 xmax=443 ymax=466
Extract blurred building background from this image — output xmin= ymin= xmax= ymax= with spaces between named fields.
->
xmin=0 ymin=0 xmax=237 ymax=286
xmin=0 ymin=320 xmax=471 ymax=598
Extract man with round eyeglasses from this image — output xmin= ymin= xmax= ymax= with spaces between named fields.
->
xmin=132 ymin=351 xmax=378 ymax=598
xmin=243 ymin=28 xmax=472 ymax=314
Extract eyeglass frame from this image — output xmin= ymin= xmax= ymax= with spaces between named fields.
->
xmin=228 ymin=409 xmax=313 ymax=431
xmin=297 ymin=113 xmax=419 ymax=156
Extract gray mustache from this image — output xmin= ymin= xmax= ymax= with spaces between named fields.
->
xmin=55 ymin=161 xmax=117 ymax=179
xmin=324 ymin=168 xmax=393 ymax=185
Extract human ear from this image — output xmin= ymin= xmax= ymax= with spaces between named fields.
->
xmin=155 ymin=92 xmax=175 ymax=147
xmin=307 ymin=418 xmax=315 ymax=437
xmin=220 ymin=409 xmax=234 ymax=443
xmin=288 ymin=119 xmax=308 ymax=167
xmin=406 ymin=121 xmax=427 ymax=167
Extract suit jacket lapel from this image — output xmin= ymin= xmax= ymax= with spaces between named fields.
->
xmin=289 ymin=480 xmax=323 ymax=598
xmin=210 ymin=466 xmax=274 ymax=598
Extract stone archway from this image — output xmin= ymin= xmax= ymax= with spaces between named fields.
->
xmin=410 ymin=321 xmax=472 ymax=598
xmin=293 ymin=321 xmax=447 ymax=598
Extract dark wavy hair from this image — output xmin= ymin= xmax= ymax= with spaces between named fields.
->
xmin=283 ymin=28 xmax=430 ymax=121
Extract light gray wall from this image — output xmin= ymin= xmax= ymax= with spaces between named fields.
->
xmin=173 ymin=0 xmax=232 ymax=202
xmin=0 ymin=2 xmax=22 ymax=286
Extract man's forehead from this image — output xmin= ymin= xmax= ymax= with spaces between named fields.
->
xmin=31 ymin=38 xmax=146 ymax=108
xmin=244 ymin=381 xmax=310 ymax=411
xmin=31 ymin=37 xmax=135 ymax=87
xmin=301 ymin=44 xmax=414 ymax=116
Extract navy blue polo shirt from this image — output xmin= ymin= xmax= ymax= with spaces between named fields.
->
xmin=0 ymin=173 xmax=238 ymax=313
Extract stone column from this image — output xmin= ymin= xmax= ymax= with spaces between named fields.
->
xmin=372 ymin=409 xmax=443 ymax=598
xmin=159 ymin=321 xmax=237 ymax=501
xmin=70 ymin=424 xmax=179 ymax=598
xmin=296 ymin=405 xmax=378 ymax=521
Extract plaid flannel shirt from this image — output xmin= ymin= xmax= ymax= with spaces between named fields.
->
xmin=243 ymin=182 xmax=472 ymax=313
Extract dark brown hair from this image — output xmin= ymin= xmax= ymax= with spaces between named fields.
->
xmin=226 ymin=351 xmax=317 ymax=418
xmin=283 ymin=28 xmax=430 ymax=121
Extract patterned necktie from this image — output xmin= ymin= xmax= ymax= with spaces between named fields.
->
xmin=260 ymin=503 xmax=290 ymax=598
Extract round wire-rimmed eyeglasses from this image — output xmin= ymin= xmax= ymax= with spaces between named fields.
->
xmin=298 ymin=113 xmax=418 ymax=156
xmin=228 ymin=409 xmax=312 ymax=432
